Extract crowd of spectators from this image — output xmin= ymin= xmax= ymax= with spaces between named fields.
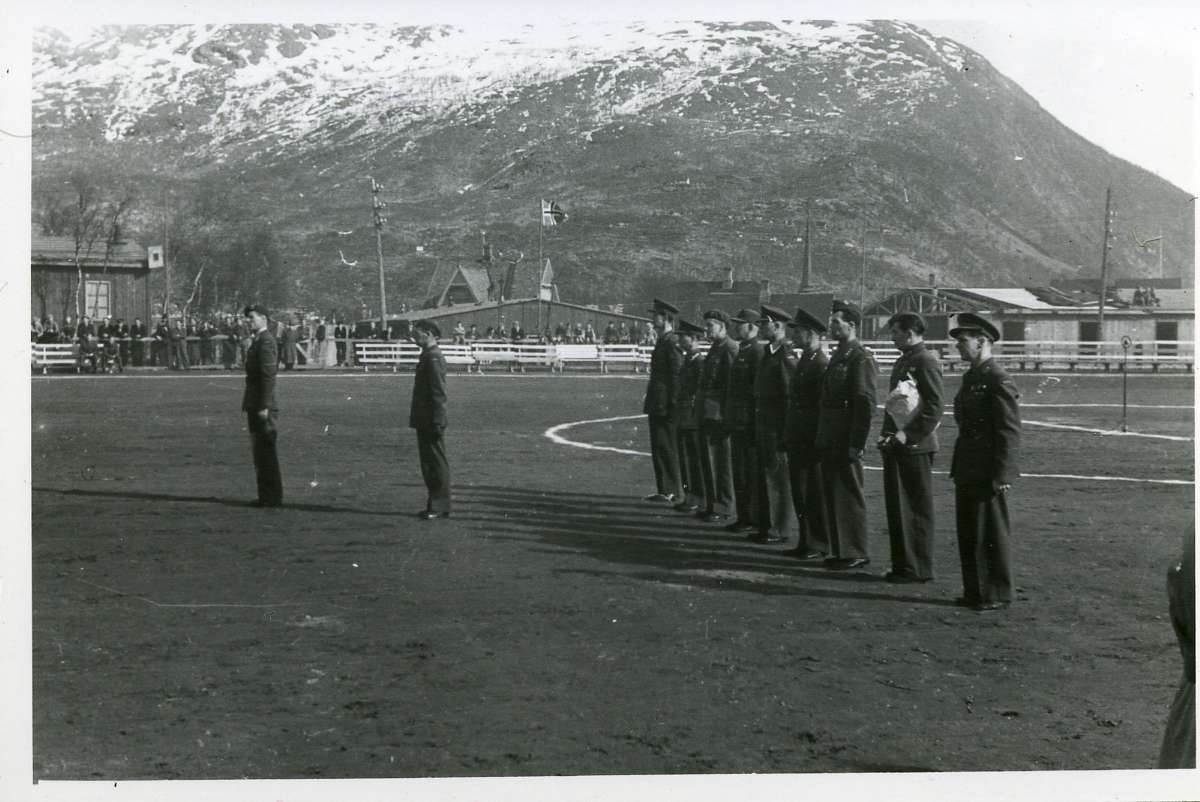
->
xmin=34 ymin=310 xmax=661 ymax=371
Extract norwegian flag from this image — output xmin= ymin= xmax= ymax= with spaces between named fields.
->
xmin=541 ymin=199 xmax=568 ymax=226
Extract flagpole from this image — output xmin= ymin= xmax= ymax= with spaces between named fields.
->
xmin=537 ymin=199 xmax=544 ymax=337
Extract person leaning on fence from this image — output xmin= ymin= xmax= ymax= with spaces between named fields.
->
xmin=334 ymin=321 xmax=348 ymax=365
xmin=878 ymin=312 xmax=944 ymax=584
xmin=948 ymin=312 xmax=1021 ymax=612
xmin=410 ymin=319 xmax=451 ymax=520
xmin=672 ymin=319 xmax=708 ymax=514
xmin=642 ymin=299 xmax=685 ymax=504
xmin=242 ymin=304 xmax=283 ymax=508
xmin=279 ymin=319 xmax=297 ymax=371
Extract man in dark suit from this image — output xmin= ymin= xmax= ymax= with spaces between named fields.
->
xmin=697 ymin=310 xmax=739 ymax=523
xmin=672 ymin=320 xmax=708 ymax=514
xmin=723 ymin=308 xmax=765 ymax=533
xmin=816 ymin=300 xmax=877 ymax=570
xmin=949 ymin=313 xmax=1021 ymax=611
xmin=129 ymin=318 xmax=145 ymax=367
xmin=410 ymin=319 xmax=451 ymax=520
xmin=751 ymin=305 xmax=798 ymax=543
xmin=279 ymin=319 xmax=297 ymax=370
xmin=785 ymin=308 xmax=831 ymax=559
xmin=878 ymin=312 xmax=945 ymax=583
xmin=334 ymin=321 xmax=348 ymax=366
xmin=242 ymin=304 xmax=283 ymax=507
xmin=642 ymin=298 xmax=684 ymax=503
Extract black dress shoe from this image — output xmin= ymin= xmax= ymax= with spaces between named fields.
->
xmin=417 ymin=510 xmax=450 ymax=520
xmin=791 ymin=549 xmax=826 ymax=560
xmin=954 ymin=596 xmax=980 ymax=608
xmin=723 ymin=520 xmax=755 ymax=533
xmin=747 ymin=532 xmax=785 ymax=544
xmin=885 ymin=571 xmax=931 ymax=584
xmin=974 ymin=601 xmax=1010 ymax=612
xmin=699 ymin=512 xmax=727 ymax=524
xmin=826 ymin=557 xmax=870 ymax=570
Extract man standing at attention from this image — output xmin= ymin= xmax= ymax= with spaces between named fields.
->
xmin=724 ymin=308 xmax=766 ymax=534
xmin=816 ymin=300 xmax=877 ymax=570
xmin=785 ymin=308 xmax=831 ymax=559
xmin=410 ymin=319 xmax=451 ymax=520
xmin=242 ymin=304 xmax=283 ymax=508
xmin=877 ymin=312 xmax=944 ymax=584
xmin=641 ymin=299 xmax=684 ymax=504
xmin=750 ymin=305 xmax=798 ymax=544
xmin=697 ymin=310 xmax=739 ymax=524
xmin=948 ymin=313 xmax=1021 ymax=611
xmin=672 ymin=319 xmax=708 ymax=514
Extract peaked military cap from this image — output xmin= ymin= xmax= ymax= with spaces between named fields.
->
xmin=886 ymin=312 xmax=926 ymax=334
xmin=730 ymin=308 xmax=761 ymax=325
xmin=831 ymin=299 xmax=862 ymax=327
xmin=677 ymin=319 xmax=705 ymax=336
xmin=702 ymin=309 xmax=731 ymax=325
xmin=648 ymin=298 xmax=680 ymax=316
xmin=413 ymin=319 xmax=441 ymax=338
xmin=787 ymin=307 xmax=827 ymax=334
xmin=758 ymin=305 xmax=792 ymax=325
xmin=948 ymin=312 xmax=1000 ymax=342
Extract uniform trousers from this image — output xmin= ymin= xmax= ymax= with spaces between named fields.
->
xmin=648 ymin=414 xmax=683 ymax=499
xmin=882 ymin=452 xmax=937 ymax=579
xmin=819 ymin=456 xmax=869 ymax=560
xmin=676 ymin=427 xmax=707 ymax=509
xmin=700 ymin=422 xmax=735 ymax=516
xmin=954 ymin=482 xmax=1013 ymax=604
xmin=729 ymin=429 xmax=763 ymax=525
xmin=786 ymin=449 xmax=829 ymax=553
xmin=416 ymin=427 xmax=451 ymax=514
xmin=247 ymin=411 xmax=283 ymax=505
xmin=757 ymin=437 xmax=793 ymax=540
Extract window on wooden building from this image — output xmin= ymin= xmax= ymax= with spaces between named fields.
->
xmin=85 ymin=280 xmax=111 ymax=320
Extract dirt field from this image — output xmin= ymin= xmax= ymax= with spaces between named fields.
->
xmin=29 ymin=369 xmax=1194 ymax=780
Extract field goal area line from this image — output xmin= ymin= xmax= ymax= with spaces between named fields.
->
xmin=544 ymin=415 xmax=1194 ymax=486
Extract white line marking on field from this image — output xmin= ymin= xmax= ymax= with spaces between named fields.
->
xmin=546 ymin=415 xmax=1194 ymax=486
xmin=1022 ymin=419 xmax=1192 ymax=441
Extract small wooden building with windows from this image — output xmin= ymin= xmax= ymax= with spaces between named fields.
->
xmin=31 ymin=231 xmax=152 ymax=323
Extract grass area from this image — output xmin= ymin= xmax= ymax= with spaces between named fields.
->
xmin=30 ymin=371 xmax=1194 ymax=779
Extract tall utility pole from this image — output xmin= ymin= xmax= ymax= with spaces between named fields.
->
xmin=1098 ymin=186 xmax=1114 ymax=334
xmin=801 ymin=200 xmax=813 ymax=291
xmin=370 ymin=177 xmax=388 ymax=335
xmin=858 ymin=219 xmax=870 ymax=310
xmin=162 ymin=190 xmax=171 ymax=320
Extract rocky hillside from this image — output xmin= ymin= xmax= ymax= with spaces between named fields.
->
xmin=32 ymin=20 xmax=1195 ymax=312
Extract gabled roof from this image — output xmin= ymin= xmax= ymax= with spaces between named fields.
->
xmin=31 ymin=231 xmax=148 ymax=270
xmin=425 ymin=263 xmax=493 ymax=307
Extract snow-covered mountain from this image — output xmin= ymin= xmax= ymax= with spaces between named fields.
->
xmin=32 ymin=21 xmax=1194 ymax=310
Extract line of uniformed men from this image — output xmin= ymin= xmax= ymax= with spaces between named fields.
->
xmin=641 ymin=299 xmax=1022 ymax=612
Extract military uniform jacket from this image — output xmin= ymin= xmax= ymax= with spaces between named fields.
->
xmin=880 ymin=341 xmax=944 ymax=455
xmin=242 ymin=328 xmax=279 ymax=412
xmin=950 ymin=358 xmax=1021 ymax=485
xmin=699 ymin=336 xmax=740 ymax=423
xmin=785 ymin=348 xmax=829 ymax=452
xmin=725 ymin=339 xmax=765 ymax=431
xmin=754 ymin=341 xmax=798 ymax=446
xmin=674 ymin=350 xmax=705 ymax=430
xmin=643 ymin=331 xmax=683 ymax=418
xmin=815 ymin=340 xmax=877 ymax=454
xmin=410 ymin=344 xmax=448 ymax=431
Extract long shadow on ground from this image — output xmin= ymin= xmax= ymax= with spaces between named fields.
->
xmin=455 ymin=483 xmax=957 ymax=607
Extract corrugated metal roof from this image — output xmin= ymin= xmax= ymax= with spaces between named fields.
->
xmin=958 ymin=288 xmax=1066 ymax=310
